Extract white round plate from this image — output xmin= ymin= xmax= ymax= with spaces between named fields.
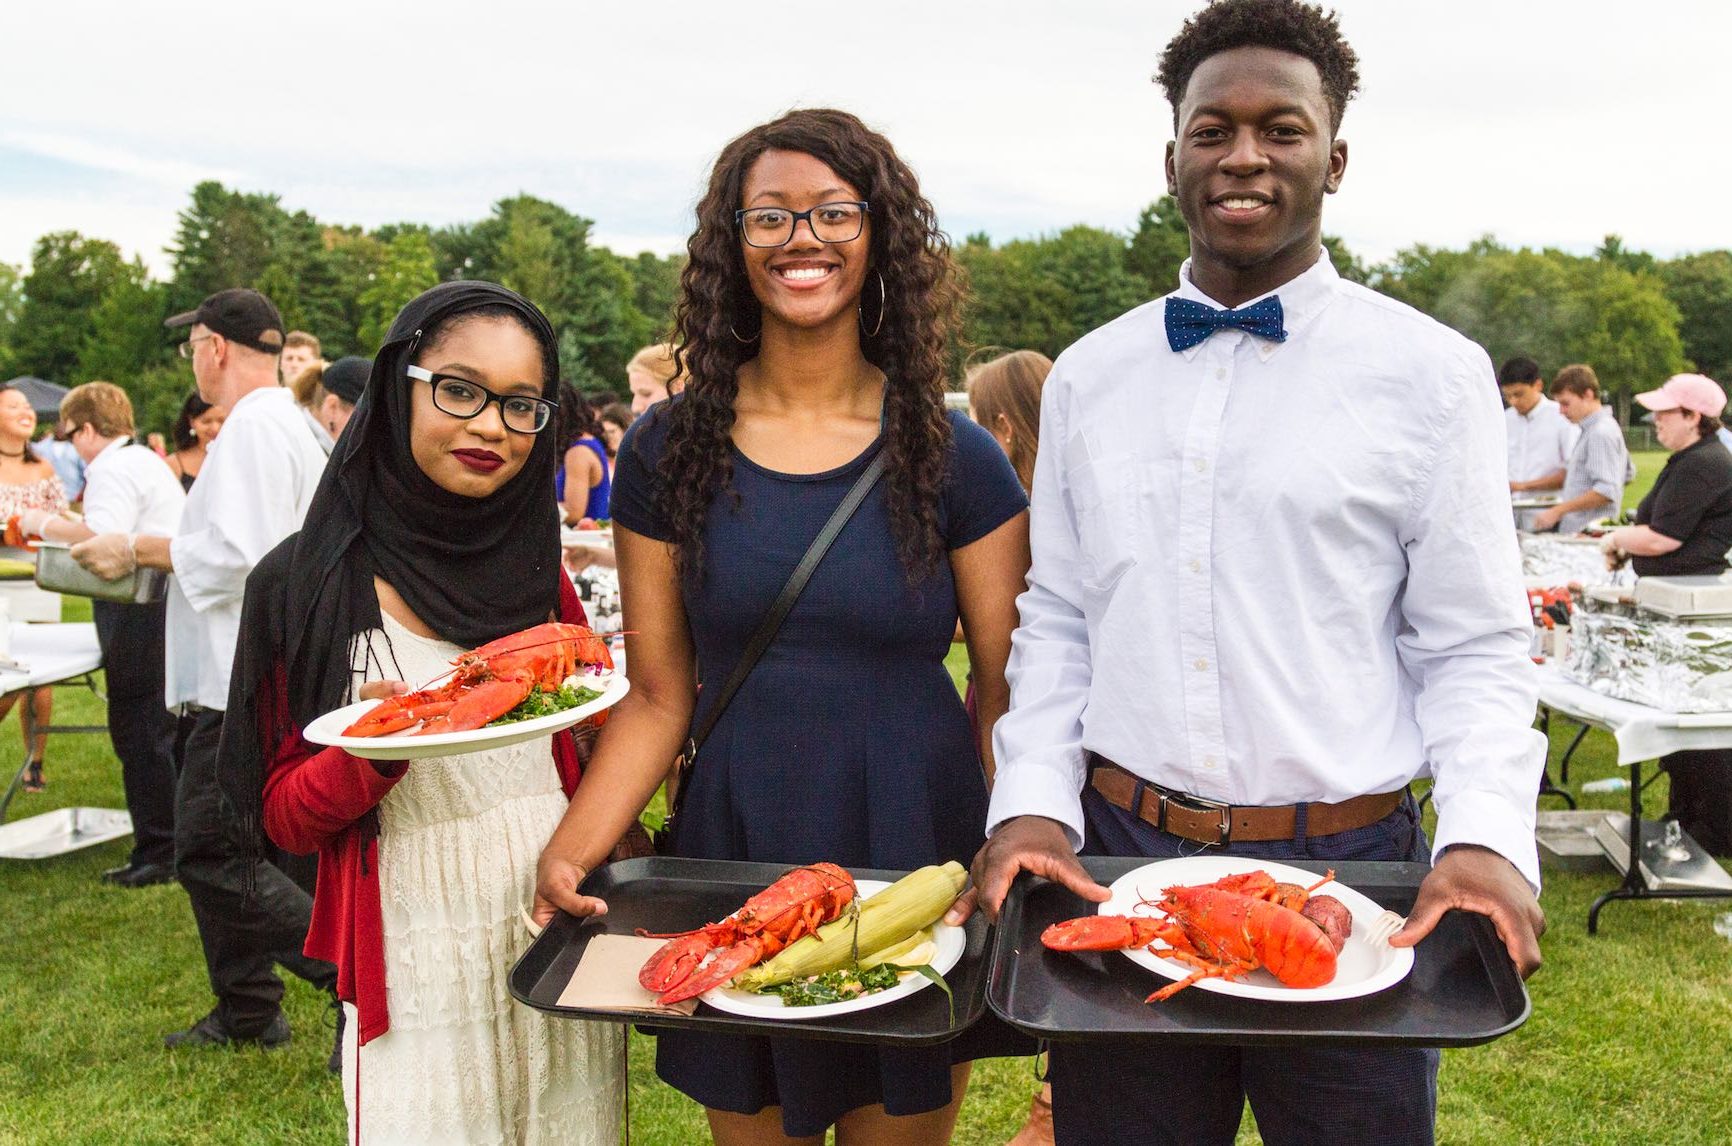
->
xmin=698 ymin=880 xmax=966 ymax=1021
xmin=1100 ymin=856 xmax=1414 ymax=1002
xmin=560 ymin=528 xmax=614 ymax=549
xmin=302 ymin=672 xmax=629 ymax=761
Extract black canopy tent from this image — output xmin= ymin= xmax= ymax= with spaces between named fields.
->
xmin=0 ymin=376 xmax=70 ymax=421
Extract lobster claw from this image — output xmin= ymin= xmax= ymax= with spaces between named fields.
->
xmin=638 ymin=932 xmax=714 ymax=994
xmin=1040 ymin=915 xmax=1167 ymax=952
xmin=414 ymin=676 xmax=535 ymax=735
xmin=655 ymin=941 xmax=764 ymax=1006
xmin=342 ymin=692 xmax=457 ymax=737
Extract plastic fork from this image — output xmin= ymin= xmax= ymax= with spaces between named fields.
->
xmin=1366 ymin=910 xmax=1406 ymax=950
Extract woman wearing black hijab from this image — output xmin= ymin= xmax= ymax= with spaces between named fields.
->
xmin=220 ymin=282 xmax=623 ymax=1143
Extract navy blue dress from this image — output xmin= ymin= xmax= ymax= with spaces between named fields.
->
xmin=611 ymin=405 xmax=1027 ymax=1136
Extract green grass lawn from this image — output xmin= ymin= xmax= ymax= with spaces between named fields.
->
xmin=1626 ymin=450 xmax=1665 ymax=514
xmin=3 ymin=597 xmax=1729 ymax=1144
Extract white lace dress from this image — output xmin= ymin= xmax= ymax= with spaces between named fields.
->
xmin=339 ymin=613 xmax=624 ymax=1145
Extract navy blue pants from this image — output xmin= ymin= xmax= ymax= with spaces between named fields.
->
xmin=1050 ymin=785 xmax=1439 ymax=1146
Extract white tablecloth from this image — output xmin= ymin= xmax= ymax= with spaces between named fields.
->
xmin=1535 ymin=662 xmax=1732 ymax=765
xmin=0 ymin=622 xmax=102 ymax=694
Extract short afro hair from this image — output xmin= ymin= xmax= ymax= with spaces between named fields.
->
xmin=1157 ymin=0 xmax=1361 ymax=134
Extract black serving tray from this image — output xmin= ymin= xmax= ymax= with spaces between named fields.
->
xmin=510 ymin=856 xmax=989 ymax=1046
xmin=988 ymin=858 xmax=1529 ymax=1047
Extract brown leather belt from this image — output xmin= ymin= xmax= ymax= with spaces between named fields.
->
xmin=1088 ymin=757 xmax=1405 ymax=845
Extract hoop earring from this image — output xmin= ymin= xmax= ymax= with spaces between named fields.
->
xmin=730 ymin=319 xmax=760 ymax=343
xmin=859 ymin=269 xmax=886 ymax=338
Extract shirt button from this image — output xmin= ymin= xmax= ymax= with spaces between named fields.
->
xmin=1214 ymin=368 xmax=1226 ymax=381
xmin=1203 ymin=756 xmax=1217 ymax=769
xmin=1194 ymin=658 xmax=1208 ymax=672
xmin=1194 ymin=458 xmax=1207 ymax=473
xmin=1190 ymin=558 xmax=1202 ymax=573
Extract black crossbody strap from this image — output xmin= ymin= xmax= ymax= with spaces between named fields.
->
xmin=687 ymin=448 xmax=887 ymax=758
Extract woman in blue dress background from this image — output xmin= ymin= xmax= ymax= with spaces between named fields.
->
xmin=535 ymin=108 xmax=1030 ymax=1144
xmin=554 ymin=381 xmax=611 ymax=524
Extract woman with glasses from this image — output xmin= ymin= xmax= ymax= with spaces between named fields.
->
xmin=535 ymin=109 xmax=1031 ymax=1145
xmin=219 ymin=283 xmax=623 ymax=1144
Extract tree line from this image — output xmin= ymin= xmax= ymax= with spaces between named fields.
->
xmin=0 ymin=180 xmax=1718 ymax=436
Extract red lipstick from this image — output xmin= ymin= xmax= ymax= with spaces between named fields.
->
xmin=452 ymin=449 xmax=504 ymax=473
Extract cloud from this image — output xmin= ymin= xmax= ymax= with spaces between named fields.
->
xmin=0 ymin=129 xmax=242 ymax=189
xmin=2 ymin=0 xmax=1729 ymax=279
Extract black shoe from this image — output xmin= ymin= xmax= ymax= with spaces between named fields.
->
xmin=164 ymin=1009 xmax=291 ymax=1050
xmin=327 ymin=990 xmax=345 ymax=1075
xmin=102 ymin=862 xmax=177 ymax=888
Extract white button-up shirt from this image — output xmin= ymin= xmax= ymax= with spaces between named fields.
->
xmin=166 ymin=387 xmax=327 ymax=711
xmin=1505 ymin=396 xmax=1577 ymax=485
xmin=81 ymin=438 xmax=185 ymax=538
xmin=987 ymin=251 xmax=1547 ymax=890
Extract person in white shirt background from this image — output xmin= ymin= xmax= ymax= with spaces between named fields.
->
xmin=278 ymin=329 xmax=321 ymax=391
xmin=956 ymin=1 xmax=1546 ymax=1142
xmin=73 ymin=288 xmax=339 ymax=1057
xmin=1532 ymin=362 xmax=1634 ymax=534
xmin=1500 ymin=354 xmax=1578 ymax=529
xmin=20 ymin=382 xmax=186 ymax=887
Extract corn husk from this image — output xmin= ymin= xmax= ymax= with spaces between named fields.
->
xmin=732 ymin=861 xmax=965 ymax=991
xmin=859 ymin=927 xmax=935 ymax=971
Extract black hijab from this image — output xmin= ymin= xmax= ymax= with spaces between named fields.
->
xmin=219 ymin=281 xmax=563 ymax=856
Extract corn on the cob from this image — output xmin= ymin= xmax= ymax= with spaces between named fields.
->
xmin=733 ymin=861 xmax=965 ymax=991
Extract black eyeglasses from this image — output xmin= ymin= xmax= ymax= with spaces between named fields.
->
xmin=405 ymin=365 xmax=557 ymax=434
xmin=735 ymin=200 xmax=869 ymax=248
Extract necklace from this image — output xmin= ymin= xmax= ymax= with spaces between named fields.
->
xmin=0 ymin=446 xmax=25 ymax=459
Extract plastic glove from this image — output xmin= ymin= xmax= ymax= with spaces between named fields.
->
xmin=70 ymin=533 xmax=136 ymax=581
xmin=16 ymin=508 xmax=53 ymax=539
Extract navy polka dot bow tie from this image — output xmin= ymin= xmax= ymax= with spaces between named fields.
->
xmin=1163 ymin=295 xmax=1288 ymax=352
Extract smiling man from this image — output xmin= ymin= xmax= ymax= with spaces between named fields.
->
xmin=966 ymin=2 xmax=1547 ymax=1142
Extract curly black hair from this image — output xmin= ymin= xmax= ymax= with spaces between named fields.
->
xmin=652 ymin=108 xmax=961 ymax=582
xmin=1156 ymin=0 xmax=1360 ymax=133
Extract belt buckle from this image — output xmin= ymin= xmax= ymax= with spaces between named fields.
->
xmin=1162 ymin=790 xmax=1233 ymax=846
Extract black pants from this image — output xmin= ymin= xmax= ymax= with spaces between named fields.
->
xmin=1050 ymin=787 xmax=1439 ymax=1146
xmin=1665 ymin=749 xmax=1732 ymax=857
xmin=91 ymin=599 xmax=178 ymax=868
xmin=172 ymin=708 xmax=335 ymax=1035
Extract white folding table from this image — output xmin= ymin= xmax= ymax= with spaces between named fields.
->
xmin=0 ymin=622 xmax=122 ymax=859
xmin=1534 ymin=664 xmax=1732 ymax=931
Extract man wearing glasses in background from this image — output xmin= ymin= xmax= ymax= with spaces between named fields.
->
xmin=72 ymin=288 xmax=340 ymax=1063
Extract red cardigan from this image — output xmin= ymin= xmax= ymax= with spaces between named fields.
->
xmin=262 ymin=578 xmax=589 ymax=1047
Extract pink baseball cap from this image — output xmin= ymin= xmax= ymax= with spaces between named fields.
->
xmin=1634 ymin=373 xmax=1727 ymax=418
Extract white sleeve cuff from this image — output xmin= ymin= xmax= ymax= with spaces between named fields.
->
xmin=986 ymin=754 xmax=1088 ymax=852
xmin=1429 ymin=787 xmax=1542 ymax=894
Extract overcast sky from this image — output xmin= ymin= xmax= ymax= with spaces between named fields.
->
xmin=0 ymin=0 xmax=1710 ymax=279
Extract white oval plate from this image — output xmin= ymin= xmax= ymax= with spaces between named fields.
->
xmin=302 ymin=671 xmax=629 ymax=761
xmin=1101 ymin=856 xmax=1414 ymax=1002
xmin=698 ymin=879 xmax=966 ymax=1021
xmin=560 ymin=528 xmax=614 ymax=549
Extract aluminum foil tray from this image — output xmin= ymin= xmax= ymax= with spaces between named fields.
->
xmin=1564 ymin=610 xmax=1732 ymax=712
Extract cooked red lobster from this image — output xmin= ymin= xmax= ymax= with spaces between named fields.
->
xmin=637 ymin=863 xmax=858 ymax=1005
xmin=1042 ymin=868 xmax=1353 ymax=1001
xmin=342 ymin=621 xmax=613 ymax=737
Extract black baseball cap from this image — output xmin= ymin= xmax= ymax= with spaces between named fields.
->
xmin=165 ymin=288 xmax=285 ymax=355
xmin=320 ymin=356 xmax=371 ymax=405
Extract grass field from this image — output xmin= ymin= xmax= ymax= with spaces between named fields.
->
xmin=6 ymin=460 xmax=1727 ymax=1145
xmin=1627 ymin=449 xmax=1664 ymax=513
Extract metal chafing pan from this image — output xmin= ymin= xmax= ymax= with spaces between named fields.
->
xmin=32 ymin=542 xmax=168 ymax=604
